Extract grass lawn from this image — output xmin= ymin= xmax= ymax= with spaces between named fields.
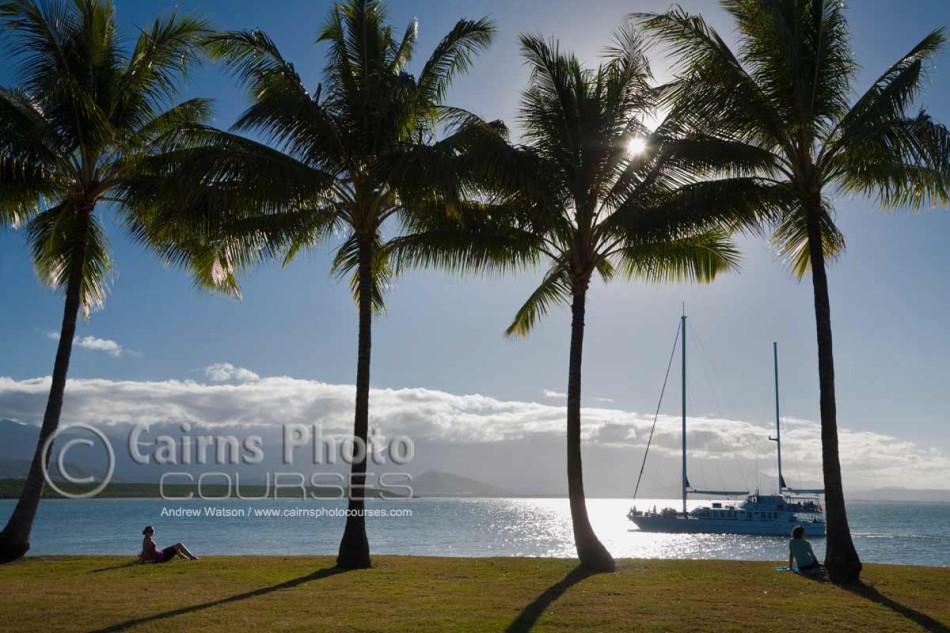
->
xmin=0 ymin=556 xmax=946 ymax=632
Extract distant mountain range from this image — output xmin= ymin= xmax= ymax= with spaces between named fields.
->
xmin=0 ymin=420 xmax=946 ymax=502
xmin=0 ymin=419 xmax=37 ymax=458
xmin=0 ymin=420 xmax=107 ymax=481
xmin=848 ymin=488 xmax=950 ymax=503
xmin=410 ymin=470 xmax=512 ymax=497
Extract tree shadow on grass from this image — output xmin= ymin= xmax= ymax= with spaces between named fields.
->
xmin=505 ymin=566 xmax=596 ymax=633
xmin=787 ymin=569 xmax=828 ymax=583
xmin=90 ymin=561 xmax=140 ymax=573
xmin=90 ymin=566 xmax=348 ymax=632
xmin=843 ymin=581 xmax=949 ymax=633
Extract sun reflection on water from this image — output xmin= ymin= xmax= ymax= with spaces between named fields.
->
xmin=462 ymin=498 xmax=816 ymax=561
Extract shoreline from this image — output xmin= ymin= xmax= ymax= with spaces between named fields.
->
xmin=19 ymin=552 xmax=947 ymax=569
xmin=13 ymin=552 xmax=950 ymax=570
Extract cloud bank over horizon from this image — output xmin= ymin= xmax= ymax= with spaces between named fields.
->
xmin=0 ymin=371 xmax=946 ymax=492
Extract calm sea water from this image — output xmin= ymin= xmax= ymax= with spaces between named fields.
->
xmin=5 ymin=498 xmax=948 ymax=566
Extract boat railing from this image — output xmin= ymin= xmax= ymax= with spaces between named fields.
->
xmin=628 ymin=506 xmax=680 ymax=519
xmin=688 ymin=489 xmax=749 ymax=496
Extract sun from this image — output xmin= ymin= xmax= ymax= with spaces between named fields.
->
xmin=627 ymin=137 xmax=648 ymax=156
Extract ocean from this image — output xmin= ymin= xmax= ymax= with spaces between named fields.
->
xmin=5 ymin=498 xmax=948 ymax=566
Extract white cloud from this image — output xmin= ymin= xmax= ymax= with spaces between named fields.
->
xmin=543 ymin=390 xmax=611 ymax=404
xmin=203 ymin=363 xmax=260 ymax=383
xmin=46 ymin=332 xmax=129 ymax=358
xmin=0 ymin=374 xmax=946 ymax=491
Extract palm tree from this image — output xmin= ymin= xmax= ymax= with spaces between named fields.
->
xmin=637 ymin=0 xmax=950 ymax=583
xmin=0 ymin=0 xmax=216 ymax=562
xmin=457 ymin=29 xmax=784 ymax=572
xmin=167 ymin=0 xmax=497 ymax=569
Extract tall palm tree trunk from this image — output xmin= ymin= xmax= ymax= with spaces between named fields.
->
xmin=0 ymin=205 xmax=92 ymax=563
xmin=336 ymin=238 xmax=373 ymax=569
xmin=566 ymin=287 xmax=615 ymax=572
xmin=806 ymin=207 xmax=862 ymax=584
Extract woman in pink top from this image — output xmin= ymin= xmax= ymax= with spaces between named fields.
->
xmin=139 ymin=526 xmax=198 ymax=563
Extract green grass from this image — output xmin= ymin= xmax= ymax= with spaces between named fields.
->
xmin=0 ymin=556 xmax=946 ymax=632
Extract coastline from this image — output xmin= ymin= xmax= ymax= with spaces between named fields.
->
xmin=2 ymin=478 xmax=947 ymax=503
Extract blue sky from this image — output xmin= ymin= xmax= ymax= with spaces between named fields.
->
xmin=1 ymin=0 xmax=949 ymax=476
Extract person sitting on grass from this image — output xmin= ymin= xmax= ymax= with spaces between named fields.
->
xmin=788 ymin=525 xmax=823 ymax=575
xmin=139 ymin=526 xmax=199 ymax=563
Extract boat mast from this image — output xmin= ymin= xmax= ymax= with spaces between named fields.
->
xmin=769 ymin=342 xmax=784 ymax=493
xmin=681 ymin=312 xmax=687 ymax=516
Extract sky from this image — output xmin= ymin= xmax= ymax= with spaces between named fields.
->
xmin=1 ymin=0 xmax=949 ymax=494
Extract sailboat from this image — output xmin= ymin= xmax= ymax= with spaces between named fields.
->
xmin=627 ymin=314 xmax=826 ymax=537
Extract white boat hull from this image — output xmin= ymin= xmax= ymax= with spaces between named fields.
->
xmin=630 ymin=515 xmax=826 ymax=537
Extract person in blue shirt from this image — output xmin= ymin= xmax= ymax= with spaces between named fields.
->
xmin=788 ymin=525 xmax=823 ymax=574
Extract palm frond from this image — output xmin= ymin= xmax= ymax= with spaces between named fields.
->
xmin=0 ymin=0 xmax=80 ymax=95
xmin=635 ymin=7 xmax=790 ymax=152
xmin=204 ymin=28 xmax=308 ymax=101
xmin=824 ymin=28 xmax=946 ymax=165
xmin=604 ymin=120 xmax=784 ymax=211
xmin=832 ymin=112 xmax=950 ymax=209
xmin=771 ymin=203 xmax=845 ymax=278
xmin=607 ymin=178 xmax=793 ymax=246
xmin=0 ymin=87 xmax=67 ymax=169
xmin=505 ymin=262 xmax=572 ymax=337
xmin=416 ymin=17 xmax=495 ymax=104
xmin=28 ymin=202 xmax=111 ymax=316
xmin=114 ymin=98 xmax=212 ymax=163
xmin=0 ymin=0 xmax=125 ymax=155
xmin=818 ymin=29 xmax=950 ymax=208
xmin=332 ymin=234 xmax=391 ymax=315
xmin=115 ymin=11 xmax=210 ymax=129
xmin=392 ymin=200 xmax=542 ymax=276
xmin=517 ymin=33 xmax=584 ymax=172
xmin=388 ymin=17 xmax=416 ymax=74
xmin=616 ymin=229 xmax=740 ymax=284
xmin=234 ymin=94 xmax=345 ymax=170
xmin=723 ymin=0 xmax=853 ymax=133
xmin=122 ymin=126 xmax=335 ymax=218
xmin=0 ymin=87 xmax=64 ymax=224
